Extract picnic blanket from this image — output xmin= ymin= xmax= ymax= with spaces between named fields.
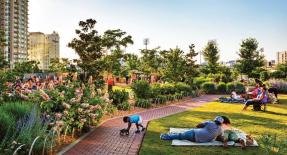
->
xmin=218 ymin=97 xmax=245 ymax=103
xmin=170 ymin=128 xmax=258 ymax=147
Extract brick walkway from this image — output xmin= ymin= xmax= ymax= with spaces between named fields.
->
xmin=61 ymin=95 xmax=220 ymax=155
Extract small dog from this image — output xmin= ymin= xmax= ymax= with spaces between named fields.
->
xmin=120 ymin=129 xmax=129 ymax=136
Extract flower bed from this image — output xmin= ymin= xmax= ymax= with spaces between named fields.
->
xmin=0 ymin=80 xmax=113 ymax=154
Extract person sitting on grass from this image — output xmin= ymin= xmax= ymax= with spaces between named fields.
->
xmin=123 ymin=115 xmax=145 ymax=134
xmin=242 ymin=84 xmax=268 ymax=111
xmin=160 ymin=116 xmax=230 ymax=143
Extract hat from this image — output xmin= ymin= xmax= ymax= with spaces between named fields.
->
xmin=214 ymin=116 xmax=224 ymax=124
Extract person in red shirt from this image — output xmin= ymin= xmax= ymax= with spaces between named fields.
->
xmin=107 ymin=78 xmax=114 ymax=92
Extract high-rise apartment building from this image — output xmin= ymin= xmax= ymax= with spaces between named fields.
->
xmin=28 ymin=31 xmax=60 ymax=70
xmin=277 ymin=51 xmax=287 ymax=64
xmin=0 ymin=0 xmax=29 ymax=68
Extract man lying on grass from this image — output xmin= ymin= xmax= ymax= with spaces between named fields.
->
xmin=160 ymin=116 xmax=229 ymax=143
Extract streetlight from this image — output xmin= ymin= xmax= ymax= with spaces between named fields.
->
xmin=143 ymin=38 xmax=149 ymax=50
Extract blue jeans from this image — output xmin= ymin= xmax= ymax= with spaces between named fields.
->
xmin=161 ymin=130 xmax=195 ymax=141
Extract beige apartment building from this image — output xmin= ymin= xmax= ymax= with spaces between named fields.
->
xmin=277 ymin=51 xmax=287 ymax=64
xmin=0 ymin=0 xmax=29 ymax=68
xmin=28 ymin=31 xmax=60 ymax=71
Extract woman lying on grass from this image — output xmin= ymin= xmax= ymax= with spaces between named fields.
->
xmin=160 ymin=116 xmax=230 ymax=143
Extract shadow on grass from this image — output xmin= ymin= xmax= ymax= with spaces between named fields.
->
xmin=156 ymin=110 xmax=287 ymax=131
xmin=263 ymin=110 xmax=287 ymax=117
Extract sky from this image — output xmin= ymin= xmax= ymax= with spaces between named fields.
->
xmin=29 ymin=0 xmax=287 ymax=62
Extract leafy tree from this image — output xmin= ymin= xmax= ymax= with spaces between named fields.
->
xmin=185 ymin=44 xmax=199 ymax=84
xmin=203 ymin=40 xmax=220 ymax=74
xmin=68 ymin=19 xmax=133 ymax=79
xmin=123 ymin=53 xmax=140 ymax=71
xmin=160 ymin=48 xmax=186 ymax=82
xmin=276 ymin=62 xmax=287 ymax=78
xmin=235 ymin=38 xmax=265 ymax=77
xmin=49 ymin=58 xmax=71 ymax=73
xmin=103 ymin=48 xmax=124 ymax=77
xmin=220 ymin=66 xmax=233 ymax=83
xmin=13 ymin=61 xmax=40 ymax=75
xmin=139 ymin=47 xmax=162 ymax=76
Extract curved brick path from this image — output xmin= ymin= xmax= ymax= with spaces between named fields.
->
xmin=61 ymin=95 xmax=220 ymax=155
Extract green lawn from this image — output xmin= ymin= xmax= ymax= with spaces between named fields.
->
xmin=140 ymin=95 xmax=287 ymax=155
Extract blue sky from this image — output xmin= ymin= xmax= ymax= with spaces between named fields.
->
xmin=29 ymin=0 xmax=287 ymax=62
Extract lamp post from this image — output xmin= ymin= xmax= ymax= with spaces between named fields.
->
xmin=143 ymin=38 xmax=149 ymax=50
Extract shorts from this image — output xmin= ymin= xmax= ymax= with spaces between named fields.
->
xmin=137 ymin=116 xmax=143 ymax=125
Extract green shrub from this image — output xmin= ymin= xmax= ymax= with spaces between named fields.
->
xmin=156 ymin=95 xmax=168 ymax=104
xmin=135 ymin=99 xmax=151 ymax=108
xmin=0 ymin=101 xmax=34 ymax=120
xmin=131 ymin=80 xmax=150 ymax=98
xmin=226 ymin=82 xmax=235 ymax=93
xmin=109 ymin=89 xmax=129 ymax=107
xmin=259 ymin=134 xmax=287 ymax=155
xmin=175 ymin=82 xmax=191 ymax=94
xmin=117 ymin=101 xmax=131 ymax=111
xmin=217 ymin=82 xmax=227 ymax=94
xmin=0 ymin=102 xmax=34 ymax=139
xmin=150 ymin=84 xmax=162 ymax=98
xmin=0 ymin=105 xmax=54 ymax=155
xmin=270 ymin=71 xmax=285 ymax=79
xmin=0 ymin=110 xmax=16 ymax=139
xmin=260 ymin=71 xmax=270 ymax=81
xmin=194 ymin=77 xmax=212 ymax=89
xmin=201 ymin=82 xmax=216 ymax=94
xmin=235 ymin=82 xmax=246 ymax=93
xmin=161 ymin=83 xmax=176 ymax=95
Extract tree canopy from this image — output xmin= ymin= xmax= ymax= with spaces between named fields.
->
xmin=235 ymin=38 xmax=265 ymax=77
xmin=68 ymin=19 xmax=133 ymax=79
xmin=203 ymin=40 xmax=220 ymax=74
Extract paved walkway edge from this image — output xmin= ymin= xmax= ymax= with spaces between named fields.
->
xmin=57 ymin=97 xmax=194 ymax=155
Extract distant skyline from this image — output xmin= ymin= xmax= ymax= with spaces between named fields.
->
xmin=29 ymin=0 xmax=287 ymax=62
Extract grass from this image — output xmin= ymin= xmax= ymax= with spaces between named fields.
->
xmin=140 ymin=95 xmax=287 ymax=155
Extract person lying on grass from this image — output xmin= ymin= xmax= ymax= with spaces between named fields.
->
xmin=219 ymin=117 xmax=254 ymax=149
xmin=160 ymin=116 xmax=230 ymax=143
xmin=123 ymin=114 xmax=145 ymax=134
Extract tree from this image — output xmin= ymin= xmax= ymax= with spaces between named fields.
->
xmin=49 ymin=58 xmax=70 ymax=73
xmin=276 ymin=62 xmax=287 ymax=78
xmin=13 ymin=61 xmax=40 ymax=75
xmin=103 ymin=48 xmax=124 ymax=77
xmin=220 ymin=66 xmax=233 ymax=83
xmin=160 ymin=48 xmax=186 ymax=82
xmin=203 ymin=40 xmax=220 ymax=74
xmin=68 ymin=19 xmax=133 ymax=79
xmin=185 ymin=44 xmax=199 ymax=84
xmin=235 ymin=38 xmax=265 ymax=77
xmin=139 ymin=47 xmax=162 ymax=76
xmin=0 ymin=28 xmax=8 ymax=69
xmin=123 ymin=53 xmax=140 ymax=71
